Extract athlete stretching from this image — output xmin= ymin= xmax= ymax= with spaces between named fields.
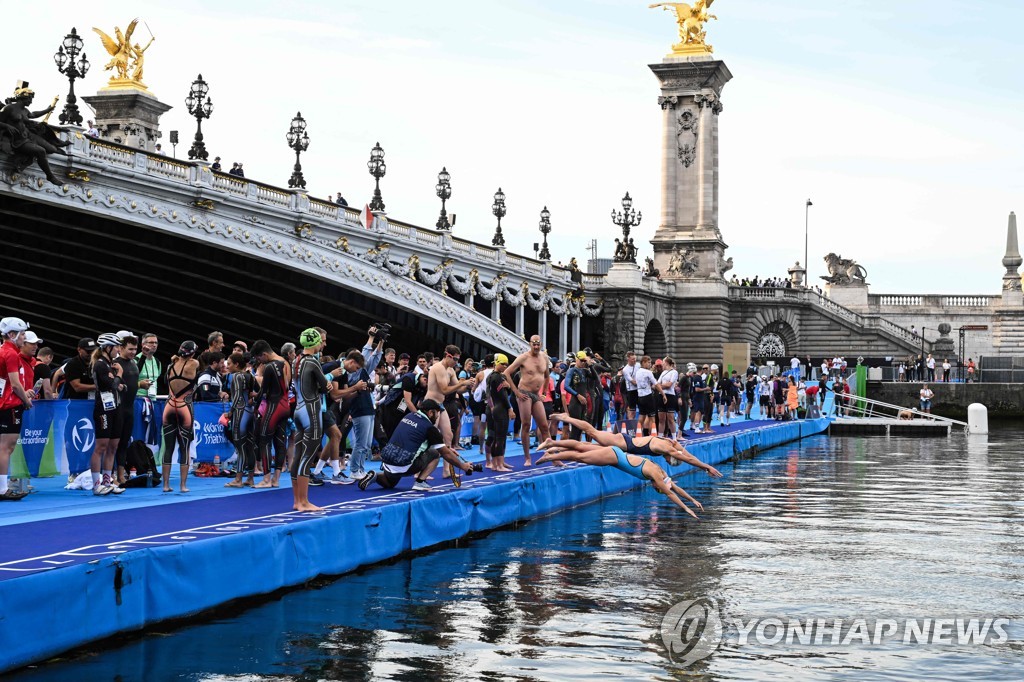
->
xmin=537 ymin=445 xmax=703 ymax=518
xmin=542 ymin=413 xmax=723 ymax=479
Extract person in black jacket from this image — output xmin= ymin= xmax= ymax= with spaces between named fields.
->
xmin=195 ymin=352 xmax=227 ymax=402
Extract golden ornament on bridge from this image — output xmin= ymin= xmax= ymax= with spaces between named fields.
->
xmin=649 ymin=0 xmax=718 ymax=56
xmin=93 ymin=18 xmax=156 ymax=90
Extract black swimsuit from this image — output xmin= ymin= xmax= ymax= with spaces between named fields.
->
xmin=622 ymin=433 xmax=655 ymax=456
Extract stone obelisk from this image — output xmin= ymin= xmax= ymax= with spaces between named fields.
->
xmin=648 ymin=7 xmax=732 ymax=286
xmin=1001 ymin=211 xmax=1023 ymax=307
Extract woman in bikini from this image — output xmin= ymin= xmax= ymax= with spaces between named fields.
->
xmin=537 ymin=444 xmax=703 ymax=518
xmin=542 ymin=413 xmax=723 ymax=479
xmin=162 ymin=340 xmax=200 ymax=493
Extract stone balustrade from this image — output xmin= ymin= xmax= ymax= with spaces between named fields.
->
xmin=871 ymin=294 xmax=996 ymax=309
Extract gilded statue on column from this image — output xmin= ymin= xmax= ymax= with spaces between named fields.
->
xmin=93 ymin=19 xmax=156 ymax=90
xmin=649 ymin=0 xmax=718 ymax=55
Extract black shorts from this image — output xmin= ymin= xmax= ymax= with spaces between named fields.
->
xmin=469 ymin=397 xmax=486 ymax=417
xmin=323 ymin=406 xmax=338 ymax=429
xmin=95 ymin=409 xmax=123 ymax=439
xmin=0 ymin=406 xmax=24 ymax=434
xmin=659 ymin=394 xmax=678 ymax=413
xmin=638 ymin=394 xmax=657 ymax=417
xmin=759 ymin=395 xmax=770 ymax=406
xmin=626 ymin=390 xmax=638 ymax=410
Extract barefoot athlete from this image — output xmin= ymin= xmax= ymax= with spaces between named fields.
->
xmin=544 ymin=413 xmax=723 ymax=479
xmin=290 ymin=328 xmax=333 ymax=512
xmin=504 ymin=334 xmax=551 ymax=465
xmin=536 ymin=445 xmax=703 ymax=518
xmin=425 ymin=344 xmax=475 ymax=477
xmin=162 ymin=341 xmax=200 ymax=493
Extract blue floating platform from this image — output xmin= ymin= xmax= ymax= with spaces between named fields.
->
xmin=0 ymin=418 xmax=828 ymax=673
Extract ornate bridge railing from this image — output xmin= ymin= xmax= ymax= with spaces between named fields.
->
xmin=870 ymin=294 xmax=997 ymax=309
xmin=6 ymin=133 xmax=608 ymax=355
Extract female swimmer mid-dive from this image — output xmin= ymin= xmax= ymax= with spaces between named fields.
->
xmin=536 ymin=444 xmax=703 ymax=518
xmin=541 ymin=413 xmax=723 ymax=478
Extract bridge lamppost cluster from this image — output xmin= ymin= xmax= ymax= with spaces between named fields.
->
xmin=491 ymin=188 xmax=507 ymax=247
xmin=185 ymin=74 xmax=213 ymax=161
xmin=611 ymin=191 xmax=641 ymax=263
xmin=53 ymin=27 xmax=89 ymax=126
xmin=286 ymin=112 xmax=310 ymax=189
xmin=367 ymin=142 xmax=386 ymax=212
xmin=435 ymin=166 xmax=451 ymax=230
xmin=538 ymin=206 xmax=552 ymax=261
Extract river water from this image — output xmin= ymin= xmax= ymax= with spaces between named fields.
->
xmin=12 ymin=427 xmax=1024 ymax=681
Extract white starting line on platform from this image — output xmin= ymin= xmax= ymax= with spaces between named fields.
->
xmin=0 ymin=462 xmax=580 ymax=574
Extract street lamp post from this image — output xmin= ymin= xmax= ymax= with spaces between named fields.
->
xmin=286 ymin=112 xmax=310 ymax=189
xmin=435 ymin=166 xmax=451 ymax=230
xmin=367 ymin=142 xmax=387 ymax=212
xmin=611 ymin=191 xmax=641 ymax=263
xmin=805 ymin=198 xmax=813 ymax=285
xmin=491 ymin=187 xmax=507 ymax=246
xmin=538 ymin=206 xmax=552 ymax=261
xmin=53 ymin=27 xmax=89 ymax=126
xmin=185 ymin=74 xmax=213 ymax=161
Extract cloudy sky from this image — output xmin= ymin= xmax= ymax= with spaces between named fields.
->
xmin=7 ymin=1 xmax=1022 ymax=292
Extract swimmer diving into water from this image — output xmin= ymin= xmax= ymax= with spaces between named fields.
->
xmin=537 ymin=444 xmax=703 ymax=518
xmin=542 ymin=413 xmax=723 ymax=478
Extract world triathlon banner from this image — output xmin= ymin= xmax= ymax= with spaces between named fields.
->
xmin=10 ymin=399 xmax=235 ymax=477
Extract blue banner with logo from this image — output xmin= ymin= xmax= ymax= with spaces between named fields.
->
xmin=189 ymin=401 xmax=234 ymax=464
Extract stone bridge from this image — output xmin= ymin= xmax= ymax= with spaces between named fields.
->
xmin=0 ymin=133 xmax=603 ymax=359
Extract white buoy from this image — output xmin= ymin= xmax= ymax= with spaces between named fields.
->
xmin=967 ymin=403 xmax=989 ymax=435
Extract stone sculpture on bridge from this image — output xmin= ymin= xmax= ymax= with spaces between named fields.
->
xmin=666 ymin=245 xmax=700 ymax=276
xmin=822 ymin=252 xmax=868 ymax=286
xmin=0 ymin=84 xmax=70 ymax=186
xmin=94 ymin=19 xmax=155 ymax=88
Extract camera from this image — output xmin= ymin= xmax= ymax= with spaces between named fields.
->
xmin=370 ymin=322 xmax=391 ymax=345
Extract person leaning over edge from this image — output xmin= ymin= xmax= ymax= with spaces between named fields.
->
xmin=359 ymin=398 xmax=476 ymax=492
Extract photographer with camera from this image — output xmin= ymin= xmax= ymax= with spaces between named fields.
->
xmin=361 ymin=323 xmax=391 ymax=379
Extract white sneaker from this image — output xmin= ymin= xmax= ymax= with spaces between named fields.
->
xmin=110 ymin=483 xmax=125 ymax=494
xmin=93 ymin=483 xmax=111 ymax=496
xmin=412 ymin=480 xmax=432 ymax=491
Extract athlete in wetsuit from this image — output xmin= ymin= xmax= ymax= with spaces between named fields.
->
xmin=250 ymin=339 xmax=290 ymax=488
xmin=536 ymin=444 xmax=702 ymax=517
xmin=225 ymin=352 xmax=257 ymax=488
xmin=542 ymin=413 xmax=723 ymax=479
xmin=485 ymin=354 xmax=514 ymax=472
xmin=162 ymin=340 xmax=200 ymax=493
xmin=291 ymin=328 xmax=332 ymax=511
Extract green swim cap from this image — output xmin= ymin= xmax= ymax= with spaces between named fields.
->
xmin=299 ymin=328 xmax=323 ymax=349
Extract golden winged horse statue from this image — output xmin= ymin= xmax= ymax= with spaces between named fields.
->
xmin=93 ymin=19 xmax=138 ymax=83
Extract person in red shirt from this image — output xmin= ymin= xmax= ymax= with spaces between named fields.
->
xmin=0 ymin=317 xmax=34 ymax=501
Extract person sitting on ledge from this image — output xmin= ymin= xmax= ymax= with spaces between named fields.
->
xmin=537 ymin=444 xmax=703 ymax=518
xmin=542 ymin=413 xmax=723 ymax=479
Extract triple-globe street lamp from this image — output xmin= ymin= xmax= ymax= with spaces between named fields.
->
xmin=611 ymin=191 xmax=641 ymax=263
xmin=185 ymin=74 xmax=213 ymax=161
xmin=286 ymin=112 xmax=310 ymax=189
xmin=53 ymin=27 xmax=90 ymax=126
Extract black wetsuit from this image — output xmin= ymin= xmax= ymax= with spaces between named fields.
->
xmin=486 ymin=370 xmax=512 ymax=458
xmin=229 ymin=370 xmax=257 ymax=474
xmin=291 ymin=354 xmax=330 ymax=479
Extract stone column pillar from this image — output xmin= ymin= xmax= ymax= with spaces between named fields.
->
xmin=538 ymin=309 xmax=548 ymax=353
xmin=648 ymin=58 xmax=732 ymax=281
xmin=491 ymin=298 xmax=500 ymax=323
xmin=516 ymin=304 xmax=525 ymax=337
xmin=558 ymin=314 xmax=568 ymax=359
xmin=571 ymin=315 xmax=581 ymax=352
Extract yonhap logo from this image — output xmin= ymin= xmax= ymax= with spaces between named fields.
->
xmin=661 ymin=597 xmax=724 ymax=667
xmin=71 ymin=418 xmax=95 ymax=452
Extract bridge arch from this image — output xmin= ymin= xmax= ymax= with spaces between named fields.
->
xmin=643 ymin=318 xmax=668 ymax=359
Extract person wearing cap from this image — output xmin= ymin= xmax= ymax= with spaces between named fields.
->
xmin=90 ymin=333 xmax=127 ymax=496
xmin=231 ymin=340 xmax=248 ymax=356
xmin=536 ymin=443 xmax=703 ymax=518
xmin=486 ymin=354 xmax=515 ymax=472
xmin=0 ymin=318 xmax=33 ymax=500
xmin=358 ymin=398 xmax=474 ymax=492
xmin=689 ymin=364 xmax=710 ymax=433
xmin=62 ymin=337 xmax=98 ymax=400
xmin=290 ymin=328 xmax=333 ymax=511
xmin=562 ymin=351 xmax=594 ymax=441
